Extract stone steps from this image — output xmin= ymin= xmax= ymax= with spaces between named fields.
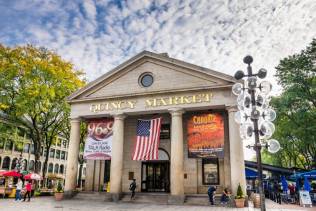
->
xmin=73 ymin=191 xmax=112 ymax=202
xmin=184 ymin=194 xmax=232 ymax=206
xmin=120 ymin=192 xmax=169 ymax=205
xmin=72 ymin=192 xmax=233 ymax=207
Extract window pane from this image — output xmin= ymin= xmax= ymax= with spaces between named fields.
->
xmin=30 ymin=144 xmax=35 ymax=154
xmin=56 ymin=150 xmax=60 ymax=159
xmin=23 ymin=144 xmax=30 ymax=153
xmin=61 ymin=151 xmax=65 ymax=160
xmin=50 ymin=149 xmax=55 ymax=158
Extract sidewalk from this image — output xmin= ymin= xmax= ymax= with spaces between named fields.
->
xmin=0 ymin=197 xmax=314 ymax=211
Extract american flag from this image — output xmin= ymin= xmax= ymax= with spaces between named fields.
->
xmin=132 ymin=117 xmax=162 ymax=160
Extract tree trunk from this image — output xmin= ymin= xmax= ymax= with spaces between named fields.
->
xmin=42 ymin=151 xmax=50 ymax=187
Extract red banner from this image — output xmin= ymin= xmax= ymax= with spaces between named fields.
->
xmin=83 ymin=118 xmax=114 ymax=160
xmin=187 ymin=113 xmax=224 ymax=158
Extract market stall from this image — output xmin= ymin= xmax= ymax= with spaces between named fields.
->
xmin=0 ymin=170 xmax=22 ymax=198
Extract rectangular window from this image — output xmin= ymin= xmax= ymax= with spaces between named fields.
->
xmin=61 ymin=151 xmax=65 ymax=160
xmin=160 ymin=124 xmax=170 ymax=139
xmin=56 ymin=150 xmax=60 ymax=159
xmin=44 ymin=149 xmax=47 ymax=157
xmin=23 ymin=144 xmax=30 ymax=153
xmin=50 ymin=149 xmax=55 ymax=158
xmin=30 ymin=144 xmax=35 ymax=154
xmin=202 ymin=158 xmax=219 ymax=185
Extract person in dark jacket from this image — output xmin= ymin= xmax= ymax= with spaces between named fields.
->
xmin=208 ymin=185 xmax=217 ymax=205
xmin=220 ymin=188 xmax=230 ymax=204
xmin=129 ymin=179 xmax=136 ymax=200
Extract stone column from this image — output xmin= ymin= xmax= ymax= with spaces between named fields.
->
xmin=110 ymin=114 xmax=125 ymax=202
xmin=168 ymin=108 xmax=185 ymax=204
xmin=227 ymin=106 xmax=246 ymax=195
xmin=64 ymin=118 xmax=81 ymax=196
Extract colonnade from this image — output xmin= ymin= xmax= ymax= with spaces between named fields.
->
xmin=64 ymin=107 xmax=246 ymax=201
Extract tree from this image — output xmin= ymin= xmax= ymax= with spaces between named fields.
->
xmin=0 ymin=44 xmax=85 ymax=173
xmin=263 ymin=39 xmax=316 ymax=169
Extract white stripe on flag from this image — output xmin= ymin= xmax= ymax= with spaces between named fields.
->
xmin=132 ymin=118 xmax=162 ymax=161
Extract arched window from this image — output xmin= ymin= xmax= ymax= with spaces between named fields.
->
xmin=2 ymin=156 xmax=10 ymax=169
xmin=48 ymin=163 xmax=53 ymax=173
xmin=54 ymin=164 xmax=59 ymax=174
xmin=11 ymin=158 xmax=18 ymax=170
xmin=22 ymin=159 xmax=28 ymax=171
xmin=29 ymin=160 xmax=35 ymax=172
xmin=158 ymin=148 xmax=169 ymax=160
xmin=59 ymin=165 xmax=64 ymax=174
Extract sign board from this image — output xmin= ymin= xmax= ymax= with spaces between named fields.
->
xmin=299 ymin=191 xmax=312 ymax=207
xmin=187 ymin=113 xmax=224 ymax=158
xmin=83 ymin=118 xmax=114 ymax=160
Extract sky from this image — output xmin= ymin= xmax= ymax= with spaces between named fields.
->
xmin=1 ymin=0 xmax=316 ymax=159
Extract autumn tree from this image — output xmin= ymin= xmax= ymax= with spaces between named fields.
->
xmin=0 ymin=44 xmax=85 ymax=173
xmin=263 ymin=39 xmax=316 ymax=169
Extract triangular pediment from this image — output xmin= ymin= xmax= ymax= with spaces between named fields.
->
xmin=68 ymin=51 xmax=236 ymax=102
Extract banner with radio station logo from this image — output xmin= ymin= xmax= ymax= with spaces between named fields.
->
xmin=83 ymin=118 xmax=114 ymax=160
xmin=187 ymin=113 xmax=224 ymax=158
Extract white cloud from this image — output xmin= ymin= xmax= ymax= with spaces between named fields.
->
xmin=1 ymin=0 xmax=315 ymax=91
xmin=1 ymin=0 xmax=315 ymax=160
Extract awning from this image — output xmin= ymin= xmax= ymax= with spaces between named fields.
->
xmin=0 ymin=170 xmax=22 ymax=177
xmin=246 ymin=168 xmax=258 ymax=179
xmin=290 ymin=170 xmax=316 ymax=180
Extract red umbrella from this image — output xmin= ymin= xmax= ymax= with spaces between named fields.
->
xmin=0 ymin=170 xmax=22 ymax=177
xmin=24 ymin=173 xmax=42 ymax=180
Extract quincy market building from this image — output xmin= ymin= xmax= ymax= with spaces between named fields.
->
xmin=65 ymin=51 xmax=246 ymax=203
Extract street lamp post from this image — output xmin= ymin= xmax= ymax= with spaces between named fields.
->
xmin=232 ymin=56 xmax=280 ymax=211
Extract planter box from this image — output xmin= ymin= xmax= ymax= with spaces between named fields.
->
xmin=235 ymin=198 xmax=245 ymax=208
xmin=54 ymin=192 xmax=64 ymax=201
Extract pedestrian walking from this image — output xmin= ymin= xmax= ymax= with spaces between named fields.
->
xmin=15 ymin=178 xmax=23 ymax=201
xmin=23 ymin=181 xmax=32 ymax=202
xmin=207 ymin=185 xmax=217 ymax=205
xmin=129 ymin=179 xmax=136 ymax=200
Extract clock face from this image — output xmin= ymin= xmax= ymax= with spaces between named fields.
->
xmin=139 ymin=73 xmax=153 ymax=87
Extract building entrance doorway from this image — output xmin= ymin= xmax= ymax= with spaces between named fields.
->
xmin=141 ymin=161 xmax=170 ymax=192
xmin=141 ymin=149 xmax=170 ymax=192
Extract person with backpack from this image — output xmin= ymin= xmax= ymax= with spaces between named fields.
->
xmin=208 ymin=185 xmax=217 ymax=205
xmin=129 ymin=179 xmax=136 ymax=200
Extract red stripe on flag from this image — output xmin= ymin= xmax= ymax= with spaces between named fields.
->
xmin=132 ymin=117 xmax=162 ymax=160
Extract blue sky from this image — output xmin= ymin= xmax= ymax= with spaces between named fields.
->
xmin=1 ymin=0 xmax=315 ymax=86
xmin=1 ymin=0 xmax=316 ymax=159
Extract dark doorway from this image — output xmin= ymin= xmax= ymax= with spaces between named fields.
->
xmin=104 ymin=160 xmax=111 ymax=183
xmin=141 ymin=161 xmax=170 ymax=192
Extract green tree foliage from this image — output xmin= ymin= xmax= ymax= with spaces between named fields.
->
xmin=263 ymin=39 xmax=316 ymax=169
xmin=0 ymin=44 xmax=85 ymax=173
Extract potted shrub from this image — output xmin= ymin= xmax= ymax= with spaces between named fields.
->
xmin=234 ymin=183 xmax=245 ymax=208
xmin=54 ymin=181 xmax=64 ymax=201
